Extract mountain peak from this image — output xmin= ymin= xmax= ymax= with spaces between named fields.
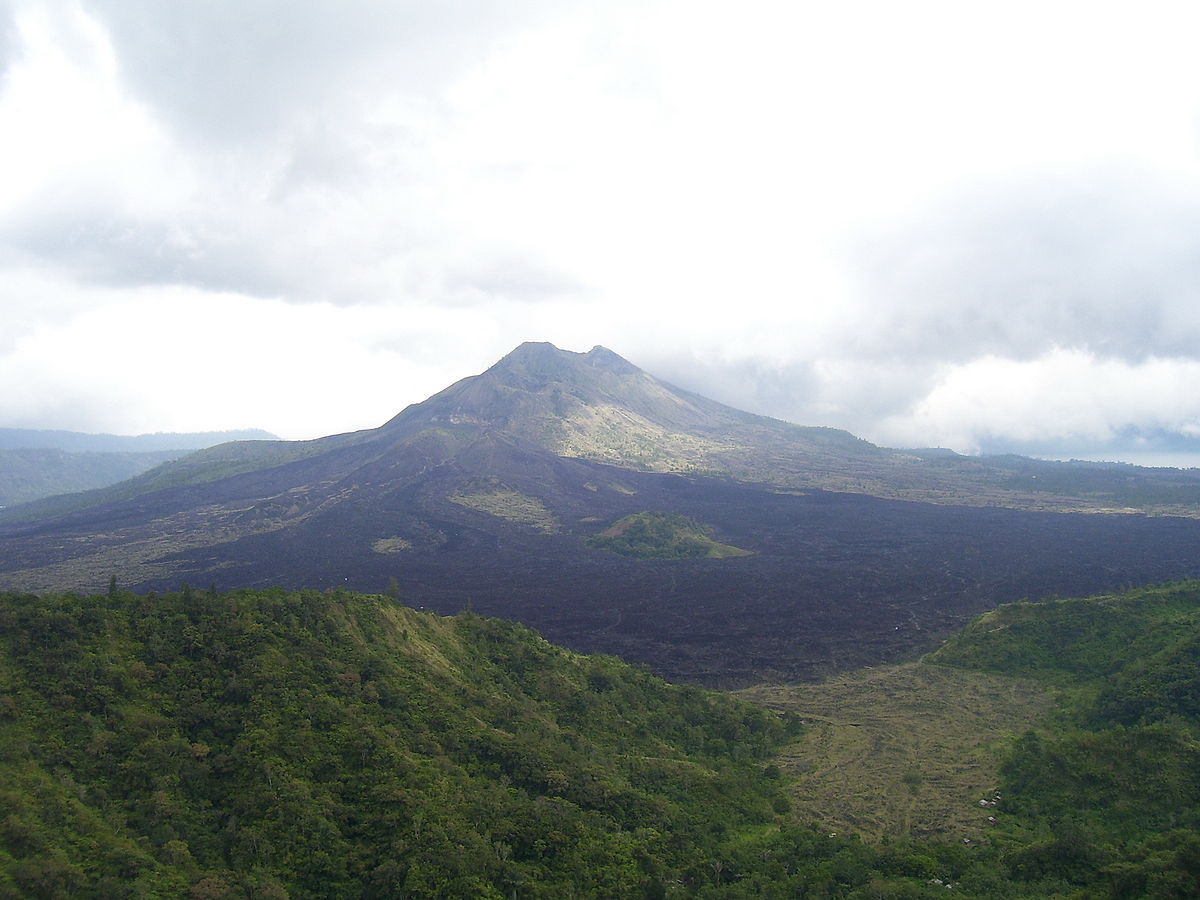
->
xmin=583 ymin=344 xmax=640 ymax=375
xmin=379 ymin=340 xmax=871 ymax=480
xmin=504 ymin=340 xmax=562 ymax=361
xmin=389 ymin=341 xmax=723 ymax=445
xmin=478 ymin=342 xmax=645 ymax=390
xmin=490 ymin=341 xmax=638 ymax=374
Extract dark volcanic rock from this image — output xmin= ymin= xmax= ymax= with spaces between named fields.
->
xmin=5 ymin=342 xmax=1200 ymax=685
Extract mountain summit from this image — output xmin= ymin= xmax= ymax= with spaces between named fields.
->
xmin=393 ymin=341 xmax=737 ymax=432
xmin=382 ymin=341 xmax=873 ymax=479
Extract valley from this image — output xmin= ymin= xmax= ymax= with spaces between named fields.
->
xmin=6 ymin=458 xmax=1200 ymax=686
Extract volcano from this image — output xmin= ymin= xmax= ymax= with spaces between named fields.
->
xmin=5 ymin=342 xmax=1200 ymax=684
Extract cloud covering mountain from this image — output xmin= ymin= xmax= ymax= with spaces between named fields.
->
xmin=4 ymin=0 xmax=1200 ymax=464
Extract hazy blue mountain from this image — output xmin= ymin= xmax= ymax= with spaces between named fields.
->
xmin=0 ymin=428 xmax=278 ymax=507
xmin=0 ymin=426 xmax=277 ymax=452
xmin=0 ymin=448 xmax=179 ymax=507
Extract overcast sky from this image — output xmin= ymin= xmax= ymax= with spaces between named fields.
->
xmin=4 ymin=1 xmax=1200 ymax=466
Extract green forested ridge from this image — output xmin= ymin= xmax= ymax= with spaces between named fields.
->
xmin=0 ymin=587 xmax=907 ymax=899
xmin=6 ymin=583 xmax=1200 ymax=897
xmin=926 ymin=580 xmax=1200 ymax=897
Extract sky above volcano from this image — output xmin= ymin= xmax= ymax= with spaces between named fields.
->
xmin=4 ymin=0 xmax=1200 ymax=466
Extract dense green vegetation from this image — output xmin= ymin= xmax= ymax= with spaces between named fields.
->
xmin=0 ymin=587 xmax=870 ymax=898
xmin=6 ymin=581 xmax=1200 ymax=897
xmin=926 ymin=581 xmax=1200 ymax=897
xmin=586 ymin=511 xmax=750 ymax=559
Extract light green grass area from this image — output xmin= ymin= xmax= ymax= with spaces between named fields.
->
xmin=586 ymin=511 xmax=751 ymax=559
xmin=554 ymin=404 xmax=729 ymax=472
xmin=738 ymin=662 xmax=1056 ymax=842
xmin=450 ymin=486 xmax=560 ymax=533
xmin=371 ymin=536 xmax=413 ymax=553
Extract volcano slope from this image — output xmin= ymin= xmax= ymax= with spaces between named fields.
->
xmin=4 ymin=342 xmax=1200 ymax=686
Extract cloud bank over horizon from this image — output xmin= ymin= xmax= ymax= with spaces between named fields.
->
xmin=4 ymin=1 xmax=1200 ymax=465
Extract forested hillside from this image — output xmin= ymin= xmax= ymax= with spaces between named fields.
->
xmin=0 ymin=448 xmax=180 ymax=507
xmin=0 ymin=587 xmax=807 ymax=898
xmin=6 ymin=583 xmax=1200 ymax=897
xmin=927 ymin=580 xmax=1200 ymax=897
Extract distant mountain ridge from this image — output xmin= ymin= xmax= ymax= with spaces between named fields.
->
xmin=0 ymin=428 xmax=279 ymax=508
xmin=0 ymin=448 xmax=180 ymax=508
xmin=0 ymin=427 xmax=278 ymax=453
xmin=4 ymin=342 xmax=1200 ymax=684
xmin=13 ymin=342 xmax=1196 ymax=518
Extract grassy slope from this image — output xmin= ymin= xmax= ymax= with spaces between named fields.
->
xmin=450 ymin=480 xmax=561 ymax=533
xmin=740 ymin=664 xmax=1056 ymax=843
xmin=739 ymin=580 xmax=1200 ymax=898
xmin=0 ymin=448 xmax=184 ymax=507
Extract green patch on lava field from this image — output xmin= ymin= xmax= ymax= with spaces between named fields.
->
xmin=450 ymin=481 xmax=560 ymax=533
xmin=586 ymin=511 xmax=751 ymax=559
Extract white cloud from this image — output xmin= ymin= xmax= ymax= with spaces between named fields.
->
xmin=843 ymin=169 xmax=1200 ymax=362
xmin=873 ymin=348 xmax=1200 ymax=452
xmin=0 ymin=3 xmax=186 ymax=209
xmin=4 ymin=1 xmax=1200 ymax=463
xmin=0 ymin=283 xmax=501 ymax=438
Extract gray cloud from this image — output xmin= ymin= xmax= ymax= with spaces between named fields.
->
xmin=0 ymin=1 xmax=591 ymax=306
xmin=80 ymin=0 xmax=559 ymax=147
xmin=6 ymin=3 xmax=1200 ymax=466
xmin=640 ymin=350 xmax=942 ymax=442
xmin=0 ymin=3 xmax=18 ymax=76
xmin=637 ymin=353 xmax=823 ymax=422
xmin=1 ymin=193 xmax=580 ymax=308
xmin=845 ymin=167 xmax=1200 ymax=364
xmin=626 ymin=168 xmax=1200 ymax=456
xmin=440 ymin=253 xmax=582 ymax=306
xmin=2 ymin=207 xmax=290 ymax=297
